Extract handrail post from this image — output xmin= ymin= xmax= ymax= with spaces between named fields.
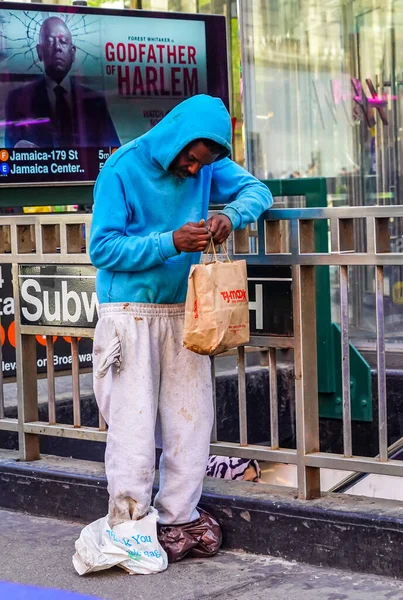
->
xmin=13 ymin=264 xmax=40 ymax=461
xmin=292 ymin=220 xmax=321 ymax=499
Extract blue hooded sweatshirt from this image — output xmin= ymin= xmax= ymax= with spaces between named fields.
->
xmin=89 ymin=94 xmax=273 ymax=304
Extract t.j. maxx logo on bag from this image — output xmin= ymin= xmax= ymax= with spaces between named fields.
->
xmin=220 ymin=289 xmax=247 ymax=303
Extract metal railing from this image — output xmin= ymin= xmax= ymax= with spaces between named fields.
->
xmin=229 ymin=204 xmax=403 ymax=499
xmin=1 ymin=205 xmax=403 ymax=499
xmin=0 ymin=214 xmax=94 ymax=458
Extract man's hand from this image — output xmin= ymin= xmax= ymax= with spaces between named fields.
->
xmin=173 ymin=220 xmax=212 ymax=253
xmin=206 ymin=214 xmax=232 ymax=244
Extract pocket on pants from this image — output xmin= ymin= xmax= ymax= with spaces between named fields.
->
xmin=93 ymin=321 xmax=123 ymax=379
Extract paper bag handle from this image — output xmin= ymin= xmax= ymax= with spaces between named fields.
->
xmin=203 ymin=239 xmax=231 ymax=264
xmin=203 ymin=238 xmax=217 ymax=264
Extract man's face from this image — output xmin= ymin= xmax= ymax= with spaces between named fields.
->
xmin=37 ymin=18 xmax=76 ymax=83
xmin=169 ymin=141 xmax=220 ymax=179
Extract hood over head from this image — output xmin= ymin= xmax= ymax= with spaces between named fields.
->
xmin=140 ymin=94 xmax=232 ymax=171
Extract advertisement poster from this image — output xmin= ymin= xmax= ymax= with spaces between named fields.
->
xmin=0 ymin=4 xmax=227 ymax=185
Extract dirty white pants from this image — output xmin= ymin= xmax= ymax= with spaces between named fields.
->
xmin=93 ymin=303 xmax=214 ymax=527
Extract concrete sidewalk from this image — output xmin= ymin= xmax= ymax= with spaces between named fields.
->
xmin=1 ymin=509 xmax=403 ymax=600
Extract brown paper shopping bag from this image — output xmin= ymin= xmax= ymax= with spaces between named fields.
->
xmin=183 ymin=243 xmax=250 ymax=355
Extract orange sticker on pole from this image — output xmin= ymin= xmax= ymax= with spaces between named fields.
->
xmin=7 ymin=321 xmax=15 ymax=348
xmin=63 ymin=336 xmax=81 ymax=344
xmin=36 ymin=335 xmax=58 ymax=347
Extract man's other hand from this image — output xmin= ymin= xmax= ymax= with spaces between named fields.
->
xmin=173 ymin=220 xmax=212 ymax=253
xmin=206 ymin=214 xmax=232 ymax=244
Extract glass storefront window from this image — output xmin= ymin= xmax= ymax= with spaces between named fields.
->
xmin=240 ymin=0 xmax=403 ymax=348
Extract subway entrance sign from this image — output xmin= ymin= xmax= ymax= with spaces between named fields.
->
xmin=16 ymin=262 xmax=293 ymax=336
xmin=247 ymin=265 xmax=292 ymax=337
xmin=18 ymin=263 xmax=294 ymax=335
xmin=19 ymin=265 xmax=97 ymax=328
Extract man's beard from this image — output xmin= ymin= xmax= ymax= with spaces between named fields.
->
xmin=170 ymin=167 xmax=196 ymax=180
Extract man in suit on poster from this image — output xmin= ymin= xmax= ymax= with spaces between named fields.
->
xmin=5 ymin=16 xmax=120 ymax=149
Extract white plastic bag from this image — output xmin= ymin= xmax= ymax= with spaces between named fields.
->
xmin=73 ymin=507 xmax=168 ymax=576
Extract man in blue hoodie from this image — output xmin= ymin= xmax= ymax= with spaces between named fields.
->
xmin=89 ymin=94 xmax=272 ymax=562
